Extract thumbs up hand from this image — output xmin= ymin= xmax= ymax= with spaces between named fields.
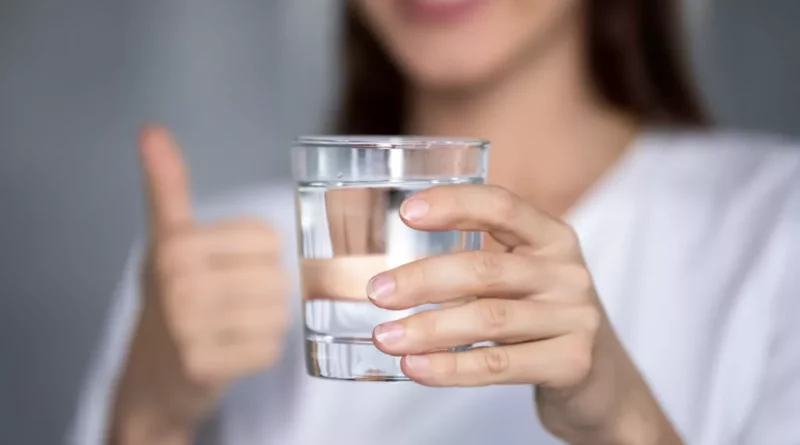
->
xmin=111 ymin=126 xmax=290 ymax=445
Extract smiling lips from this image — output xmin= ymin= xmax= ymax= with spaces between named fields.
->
xmin=399 ymin=0 xmax=487 ymax=23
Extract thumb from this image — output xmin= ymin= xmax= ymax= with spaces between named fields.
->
xmin=138 ymin=125 xmax=193 ymax=234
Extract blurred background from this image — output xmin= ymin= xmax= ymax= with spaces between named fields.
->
xmin=0 ymin=0 xmax=797 ymax=443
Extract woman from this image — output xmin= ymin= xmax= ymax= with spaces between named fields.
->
xmin=71 ymin=0 xmax=800 ymax=444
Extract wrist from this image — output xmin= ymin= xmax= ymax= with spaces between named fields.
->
xmin=544 ymin=361 xmax=683 ymax=445
xmin=109 ymin=401 xmax=195 ymax=445
xmin=108 ymin=309 xmax=211 ymax=445
xmin=606 ymin=390 xmax=683 ymax=445
xmin=589 ymin=329 xmax=683 ymax=445
xmin=109 ymin=345 xmax=202 ymax=445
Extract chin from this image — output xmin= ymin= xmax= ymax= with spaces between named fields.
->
xmin=354 ymin=0 xmax=580 ymax=93
xmin=389 ymin=40 xmax=514 ymax=93
xmin=403 ymin=60 xmax=501 ymax=93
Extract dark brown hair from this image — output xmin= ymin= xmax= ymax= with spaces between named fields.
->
xmin=336 ymin=0 xmax=710 ymax=135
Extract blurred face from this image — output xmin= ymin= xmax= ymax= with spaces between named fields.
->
xmin=353 ymin=0 xmax=582 ymax=91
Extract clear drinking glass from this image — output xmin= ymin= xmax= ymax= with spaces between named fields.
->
xmin=292 ymin=136 xmax=489 ymax=381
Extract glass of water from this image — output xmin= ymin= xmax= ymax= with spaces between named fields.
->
xmin=292 ymin=136 xmax=489 ymax=381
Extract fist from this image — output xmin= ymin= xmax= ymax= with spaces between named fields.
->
xmin=139 ymin=126 xmax=290 ymax=391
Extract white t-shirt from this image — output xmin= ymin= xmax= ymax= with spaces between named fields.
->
xmin=69 ymin=131 xmax=800 ymax=445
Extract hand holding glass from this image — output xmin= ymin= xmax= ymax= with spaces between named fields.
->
xmin=292 ymin=136 xmax=489 ymax=381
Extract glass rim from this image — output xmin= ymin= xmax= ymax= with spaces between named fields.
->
xmin=294 ymin=135 xmax=489 ymax=150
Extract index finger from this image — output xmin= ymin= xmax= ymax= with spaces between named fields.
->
xmin=399 ymin=185 xmax=575 ymax=252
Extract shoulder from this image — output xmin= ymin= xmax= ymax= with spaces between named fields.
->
xmin=628 ymin=130 xmax=799 ymax=306
xmin=626 ymin=132 xmax=799 ymax=359
xmin=635 ymin=130 xmax=799 ymax=314
xmin=645 ymin=128 xmax=800 ymax=157
xmin=640 ymin=129 xmax=800 ymax=195
xmin=637 ymin=129 xmax=800 ymax=225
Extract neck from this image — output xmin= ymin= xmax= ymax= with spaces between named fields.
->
xmin=407 ymin=25 xmax=638 ymax=217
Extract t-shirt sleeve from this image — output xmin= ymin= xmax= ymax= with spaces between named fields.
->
xmin=65 ymin=243 xmax=144 ymax=445
xmin=738 ymin=174 xmax=800 ymax=445
xmin=738 ymin=287 xmax=800 ymax=444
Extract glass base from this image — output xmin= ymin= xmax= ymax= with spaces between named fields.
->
xmin=305 ymin=333 xmax=409 ymax=381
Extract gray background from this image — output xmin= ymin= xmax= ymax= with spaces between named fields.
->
xmin=0 ymin=0 xmax=797 ymax=443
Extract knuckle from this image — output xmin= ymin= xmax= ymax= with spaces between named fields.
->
xmin=482 ymin=348 xmax=511 ymax=375
xmin=415 ymin=311 xmax=439 ymax=339
xmin=237 ymin=218 xmax=282 ymax=250
xmin=576 ymin=305 xmax=601 ymax=334
xmin=263 ymin=227 xmax=283 ymax=252
xmin=564 ymin=264 xmax=594 ymax=294
xmin=257 ymin=220 xmax=283 ymax=247
xmin=571 ymin=355 xmax=593 ymax=385
xmin=441 ymin=186 xmax=464 ymax=212
xmin=397 ymin=263 xmax=427 ymax=294
xmin=561 ymin=341 xmax=593 ymax=386
xmin=512 ymin=245 xmax=537 ymax=257
xmin=467 ymin=251 xmax=505 ymax=284
xmin=476 ymin=299 xmax=509 ymax=333
xmin=558 ymin=223 xmax=582 ymax=252
xmin=221 ymin=218 xmax=283 ymax=255
xmin=429 ymin=355 xmax=457 ymax=380
xmin=491 ymin=186 xmax=522 ymax=221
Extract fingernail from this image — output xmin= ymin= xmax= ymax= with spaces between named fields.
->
xmin=367 ymin=274 xmax=396 ymax=301
xmin=401 ymin=199 xmax=430 ymax=221
xmin=374 ymin=322 xmax=404 ymax=345
xmin=404 ymin=355 xmax=430 ymax=371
